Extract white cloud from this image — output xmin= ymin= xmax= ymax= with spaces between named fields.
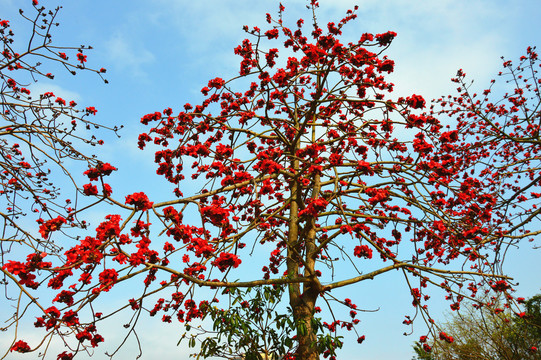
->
xmin=105 ymin=33 xmax=155 ymax=79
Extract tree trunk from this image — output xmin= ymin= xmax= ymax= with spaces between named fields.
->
xmin=292 ymin=289 xmax=319 ymax=360
xmin=287 ymin=115 xmax=322 ymax=359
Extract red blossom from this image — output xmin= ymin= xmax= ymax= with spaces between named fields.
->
xmin=208 ymin=77 xmax=225 ymax=89
xmin=83 ymin=183 xmax=98 ymax=196
xmin=98 ymin=269 xmax=118 ymax=291
xmin=406 ymin=94 xmax=426 ymax=109
xmin=265 ymin=29 xmax=279 ymax=39
xmin=491 ymin=280 xmax=511 ymax=292
xmin=375 ymin=31 xmax=397 ymax=46
xmin=356 ymin=160 xmax=374 ymax=175
xmin=103 ymin=183 xmax=113 ymax=197
xmin=364 ymin=187 xmax=390 ymax=205
xmin=85 ymin=106 xmax=97 ymax=115
xmin=125 ymin=192 xmax=154 ymax=210
xmin=45 ymin=306 xmax=61 ymax=318
xmin=298 ymin=197 xmax=328 ymax=217
xmin=353 ymin=245 xmax=373 ymax=259
xmin=76 ymin=53 xmax=87 ymax=63
xmin=38 ymin=216 xmax=67 ymax=239
xmin=329 ymin=153 xmax=343 ymax=165
xmin=212 ymin=252 xmax=242 ymax=272
xmin=439 ymin=331 xmax=454 ymax=343
xmin=84 ymin=162 xmax=117 ymax=180
xmin=53 ymin=290 xmax=75 ymax=306
xmin=10 ymin=340 xmax=30 ymax=353
xmin=57 ymin=352 xmax=74 ymax=360
xmin=201 ymin=204 xmax=229 ymax=226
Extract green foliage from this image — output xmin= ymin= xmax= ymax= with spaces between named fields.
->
xmin=179 ymin=286 xmax=293 ymax=359
xmin=413 ymin=295 xmax=541 ymax=360
xmin=178 ymin=285 xmax=345 ymax=359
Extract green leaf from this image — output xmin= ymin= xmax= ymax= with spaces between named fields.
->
xmin=285 ymin=337 xmax=293 ymax=348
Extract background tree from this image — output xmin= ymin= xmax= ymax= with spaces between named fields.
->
xmin=1 ymin=1 xmax=118 ymax=356
xmin=411 ymin=294 xmax=541 ymax=360
xmin=1 ymin=2 xmax=532 ymax=360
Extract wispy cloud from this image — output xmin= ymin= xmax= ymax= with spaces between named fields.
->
xmin=105 ymin=33 xmax=155 ymax=79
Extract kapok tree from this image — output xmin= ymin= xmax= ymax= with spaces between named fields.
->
xmin=2 ymin=2 xmax=523 ymax=360
xmin=1 ymin=1 xmax=118 ymax=356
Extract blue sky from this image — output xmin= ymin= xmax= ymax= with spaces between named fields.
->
xmin=1 ymin=0 xmax=541 ymax=359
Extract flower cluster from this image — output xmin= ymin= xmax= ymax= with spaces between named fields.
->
xmin=10 ymin=340 xmax=31 ymax=353
xmin=125 ymin=192 xmax=154 ymax=210
xmin=298 ymin=197 xmax=328 ymax=217
xmin=83 ymin=163 xmax=117 ymax=181
xmin=211 ymin=252 xmax=242 ymax=272
xmin=38 ymin=216 xmax=67 ymax=239
xmin=439 ymin=331 xmax=454 ymax=343
xmin=353 ymin=245 xmax=373 ymax=259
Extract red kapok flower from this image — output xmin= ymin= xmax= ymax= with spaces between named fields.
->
xmin=212 ymin=252 xmax=241 ymax=272
xmin=375 ymin=31 xmax=397 ymax=46
xmin=84 ymin=162 xmax=117 ymax=181
xmin=98 ymin=268 xmax=118 ymax=291
xmin=354 ymin=245 xmax=373 ymax=259
xmin=85 ymin=106 xmax=97 ymax=115
xmin=10 ymin=340 xmax=31 ymax=353
xmin=491 ymin=280 xmax=511 ymax=292
xmin=406 ymin=94 xmax=426 ymax=109
xmin=76 ymin=53 xmax=87 ymax=64
xmin=38 ymin=216 xmax=67 ymax=239
xmin=439 ymin=331 xmax=454 ymax=343
xmin=208 ymin=77 xmax=225 ymax=89
xmin=57 ymin=351 xmax=74 ymax=360
xmin=103 ymin=183 xmax=112 ymax=197
xmin=83 ymin=183 xmax=98 ymax=196
xmin=125 ymin=192 xmax=153 ymax=211
xmin=265 ymin=29 xmax=279 ymax=39
xmin=201 ymin=204 xmax=230 ymax=226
